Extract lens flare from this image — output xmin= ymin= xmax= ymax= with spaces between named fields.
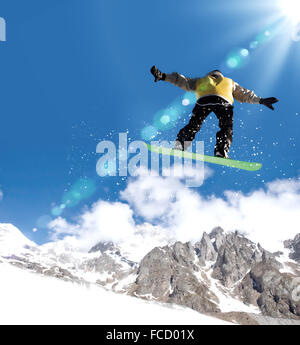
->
xmin=51 ymin=206 xmax=63 ymax=217
xmin=97 ymin=159 xmax=116 ymax=176
xmin=62 ymin=178 xmax=97 ymax=207
xmin=240 ymin=48 xmax=249 ymax=57
xmin=227 ymin=56 xmax=240 ymax=68
xmin=255 ymin=30 xmax=272 ymax=45
xmin=36 ymin=215 xmax=52 ymax=228
xmin=182 ymin=92 xmax=196 ymax=106
xmin=249 ymin=41 xmax=259 ymax=49
xmin=142 ymin=93 xmax=196 ymax=142
xmin=141 ymin=125 xmax=158 ymax=140
xmin=160 ymin=114 xmax=170 ymax=125
xmin=226 ymin=48 xmax=250 ymax=70
xmin=278 ymin=0 xmax=300 ymax=24
xmin=182 ymin=99 xmax=190 ymax=106
xmin=154 ymin=106 xmax=181 ymax=131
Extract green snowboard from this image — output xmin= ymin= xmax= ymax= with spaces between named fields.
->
xmin=145 ymin=143 xmax=262 ymax=172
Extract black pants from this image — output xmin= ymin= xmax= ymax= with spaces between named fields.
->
xmin=176 ymin=96 xmax=234 ymax=153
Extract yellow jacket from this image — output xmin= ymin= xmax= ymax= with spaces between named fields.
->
xmin=164 ymin=70 xmax=260 ymax=105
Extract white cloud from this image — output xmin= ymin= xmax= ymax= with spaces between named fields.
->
xmin=48 ymin=170 xmax=300 ymax=256
xmin=162 ymin=163 xmax=214 ymax=187
xmin=121 ymin=173 xmax=183 ymax=222
xmin=0 ymin=189 xmax=3 ymax=201
xmin=120 ymin=172 xmax=300 ymax=251
xmin=48 ymin=217 xmax=80 ymax=240
xmin=48 ymin=201 xmax=137 ymax=252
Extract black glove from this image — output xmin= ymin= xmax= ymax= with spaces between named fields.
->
xmin=150 ymin=65 xmax=166 ymax=82
xmin=259 ymin=97 xmax=279 ymax=110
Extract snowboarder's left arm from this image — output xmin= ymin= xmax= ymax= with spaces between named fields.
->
xmin=233 ymin=82 xmax=279 ymax=110
xmin=232 ymin=82 xmax=261 ymax=104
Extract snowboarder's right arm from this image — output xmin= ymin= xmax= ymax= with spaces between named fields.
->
xmin=150 ymin=66 xmax=197 ymax=92
xmin=164 ymin=72 xmax=198 ymax=92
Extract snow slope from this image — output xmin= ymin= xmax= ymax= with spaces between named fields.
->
xmin=0 ymin=223 xmax=36 ymax=256
xmin=0 ymin=262 xmax=232 ymax=325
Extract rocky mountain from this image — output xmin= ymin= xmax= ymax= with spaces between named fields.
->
xmin=130 ymin=228 xmax=300 ymax=321
xmin=284 ymin=233 xmax=300 ymax=262
xmin=0 ymin=223 xmax=299 ymax=325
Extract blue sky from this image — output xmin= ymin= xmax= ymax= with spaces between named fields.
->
xmin=0 ymin=0 xmax=300 ymax=245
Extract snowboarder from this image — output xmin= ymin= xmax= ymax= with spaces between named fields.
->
xmin=150 ymin=66 xmax=278 ymax=158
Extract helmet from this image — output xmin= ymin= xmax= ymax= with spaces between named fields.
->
xmin=207 ymin=70 xmax=223 ymax=78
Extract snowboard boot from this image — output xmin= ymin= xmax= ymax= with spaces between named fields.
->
xmin=174 ymin=140 xmax=193 ymax=151
xmin=214 ymin=146 xmax=229 ymax=159
xmin=214 ymin=137 xmax=231 ymax=158
xmin=174 ymin=140 xmax=184 ymax=151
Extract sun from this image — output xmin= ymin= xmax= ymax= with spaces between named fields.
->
xmin=278 ymin=0 xmax=300 ymax=24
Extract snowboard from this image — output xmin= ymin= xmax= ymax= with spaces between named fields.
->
xmin=145 ymin=143 xmax=262 ymax=171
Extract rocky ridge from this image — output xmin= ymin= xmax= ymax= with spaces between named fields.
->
xmin=0 ymin=223 xmax=299 ymax=325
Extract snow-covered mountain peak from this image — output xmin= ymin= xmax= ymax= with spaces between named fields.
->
xmin=0 ymin=223 xmax=36 ymax=256
xmin=0 ymin=222 xmax=299 ymax=324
